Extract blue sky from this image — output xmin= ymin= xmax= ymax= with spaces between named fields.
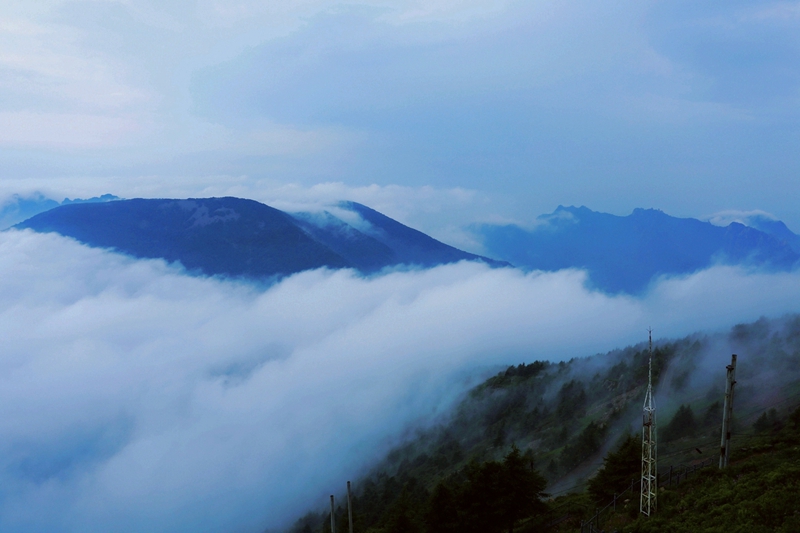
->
xmin=2 ymin=0 xmax=800 ymax=233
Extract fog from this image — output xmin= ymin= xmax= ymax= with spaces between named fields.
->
xmin=1 ymin=229 xmax=800 ymax=531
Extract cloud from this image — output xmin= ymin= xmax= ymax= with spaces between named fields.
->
xmin=0 ymin=111 xmax=140 ymax=148
xmin=0 ymin=229 xmax=799 ymax=531
xmin=258 ymin=182 xmax=478 ymax=222
xmin=739 ymin=2 xmax=800 ymax=24
xmin=706 ymin=209 xmax=777 ymax=227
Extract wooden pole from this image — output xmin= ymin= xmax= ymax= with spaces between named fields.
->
xmin=725 ymin=354 xmax=737 ymax=467
xmin=347 ymin=481 xmax=353 ymax=533
xmin=330 ymin=495 xmax=336 ymax=533
xmin=719 ymin=354 xmax=737 ymax=468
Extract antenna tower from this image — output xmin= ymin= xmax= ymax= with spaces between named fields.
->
xmin=640 ymin=328 xmax=657 ymax=516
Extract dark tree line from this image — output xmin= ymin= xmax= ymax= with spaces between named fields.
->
xmin=424 ymin=445 xmax=548 ymax=533
xmin=304 ymin=446 xmax=548 ymax=533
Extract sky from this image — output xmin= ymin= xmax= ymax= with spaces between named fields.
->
xmin=1 ymin=0 xmax=800 ymax=235
xmin=3 ymin=2 xmax=800 ymax=531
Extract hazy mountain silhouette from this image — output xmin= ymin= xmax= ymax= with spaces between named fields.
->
xmin=0 ymin=193 xmax=119 ymax=230
xmin=474 ymin=206 xmax=800 ymax=293
xmin=736 ymin=214 xmax=800 ymax=255
xmin=17 ymin=199 xmax=799 ymax=290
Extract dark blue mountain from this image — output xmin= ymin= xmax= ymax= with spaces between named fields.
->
xmin=473 ymin=206 xmax=800 ymax=294
xmin=16 ymin=197 xmax=500 ymax=279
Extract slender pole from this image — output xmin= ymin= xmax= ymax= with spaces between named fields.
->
xmin=347 ymin=481 xmax=353 ymax=533
xmin=330 ymin=495 xmax=336 ymax=533
xmin=719 ymin=354 xmax=737 ymax=468
xmin=725 ymin=354 xmax=737 ymax=467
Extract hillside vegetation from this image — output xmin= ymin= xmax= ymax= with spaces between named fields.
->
xmin=564 ymin=408 xmax=800 ymax=533
xmin=287 ymin=314 xmax=800 ymax=533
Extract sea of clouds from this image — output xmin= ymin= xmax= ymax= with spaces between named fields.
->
xmin=1 ymin=228 xmax=800 ymax=532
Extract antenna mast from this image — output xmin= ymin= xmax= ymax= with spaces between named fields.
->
xmin=640 ymin=328 xmax=657 ymax=516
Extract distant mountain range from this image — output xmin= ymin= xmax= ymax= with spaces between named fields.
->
xmin=0 ymin=193 xmax=119 ymax=230
xmin=15 ymin=197 xmax=501 ymax=279
xmin=472 ymin=206 xmax=800 ymax=293
xmin=9 ymin=196 xmax=800 ymax=292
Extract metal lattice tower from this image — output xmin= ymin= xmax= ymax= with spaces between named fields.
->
xmin=640 ymin=328 xmax=657 ymax=516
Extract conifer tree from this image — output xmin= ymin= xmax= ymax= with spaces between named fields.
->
xmin=587 ymin=434 xmax=641 ymax=504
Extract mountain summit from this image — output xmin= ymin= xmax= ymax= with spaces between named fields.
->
xmin=473 ymin=206 xmax=800 ymax=293
xmin=15 ymin=197 xmax=501 ymax=279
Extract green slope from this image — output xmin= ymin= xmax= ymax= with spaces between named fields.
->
xmin=572 ymin=413 xmax=800 ymax=533
xmin=286 ymin=314 xmax=800 ymax=533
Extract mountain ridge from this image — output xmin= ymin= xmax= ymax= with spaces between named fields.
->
xmin=14 ymin=197 xmax=502 ymax=279
xmin=11 ymin=197 xmax=800 ymax=292
xmin=473 ymin=205 xmax=800 ymax=293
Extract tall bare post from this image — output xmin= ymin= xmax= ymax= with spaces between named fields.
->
xmin=719 ymin=354 xmax=737 ymax=468
xmin=640 ymin=328 xmax=657 ymax=516
xmin=330 ymin=495 xmax=336 ymax=533
xmin=347 ymin=481 xmax=353 ymax=533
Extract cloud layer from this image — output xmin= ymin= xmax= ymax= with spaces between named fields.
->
xmin=0 ymin=229 xmax=799 ymax=531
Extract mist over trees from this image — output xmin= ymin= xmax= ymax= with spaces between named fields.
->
xmin=289 ymin=314 xmax=800 ymax=533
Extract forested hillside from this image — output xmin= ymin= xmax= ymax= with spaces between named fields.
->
xmin=287 ymin=314 xmax=800 ymax=533
xmin=555 ymin=410 xmax=800 ymax=532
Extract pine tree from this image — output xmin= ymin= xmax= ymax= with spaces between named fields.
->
xmin=587 ymin=434 xmax=641 ymax=504
xmin=662 ymin=404 xmax=697 ymax=441
xmin=499 ymin=445 xmax=548 ymax=533
xmin=424 ymin=483 xmax=459 ymax=533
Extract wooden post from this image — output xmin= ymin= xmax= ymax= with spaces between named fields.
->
xmin=330 ymin=495 xmax=336 ymax=533
xmin=347 ymin=481 xmax=353 ymax=533
xmin=668 ymin=466 xmax=672 ymax=486
xmin=719 ymin=354 xmax=737 ymax=468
